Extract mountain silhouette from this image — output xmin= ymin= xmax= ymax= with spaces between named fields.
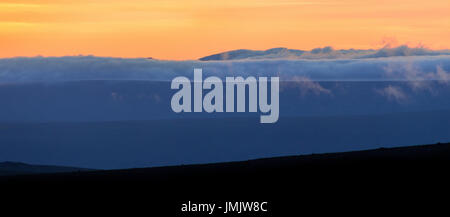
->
xmin=2 ymin=142 xmax=449 ymax=216
xmin=2 ymin=142 xmax=449 ymax=180
xmin=0 ymin=161 xmax=93 ymax=176
xmin=199 ymin=45 xmax=450 ymax=60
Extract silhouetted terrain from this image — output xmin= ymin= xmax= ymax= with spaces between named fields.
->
xmin=2 ymin=142 xmax=450 ymax=181
xmin=0 ymin=161 xmax=93 ymax=176
xmin=199 ymin=46 xmax=450 ymax=60
xmin=2 ymin=143 xmax=450 ymax=216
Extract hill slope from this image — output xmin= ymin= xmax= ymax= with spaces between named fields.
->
xmin=2 ymin=143 xmax=449 ymax=215
xmin=2 ymin=142 xmax=450 ymax=180
xmin=0 ymin=161 xmax=93 ymax=176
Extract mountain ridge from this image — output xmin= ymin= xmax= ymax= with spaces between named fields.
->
xmin=199 ymin=45 xmax=450 ymax=61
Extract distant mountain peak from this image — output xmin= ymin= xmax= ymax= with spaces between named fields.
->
xmin=199 ymin=47 xmax=306 ymax=61
xmin=199 ymin=46 xmax=450 ymax=61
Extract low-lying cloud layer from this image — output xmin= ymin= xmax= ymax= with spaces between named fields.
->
xmin=1 ymin=48 xmax=450 ymax=83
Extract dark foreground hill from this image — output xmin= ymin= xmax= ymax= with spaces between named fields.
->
xmin=0 ymin=161 xmax=93 ymax=176
xmin=2 ymin=143 xmax=450 ymax=216
xmin=3 ymin=142 xmax=450 ymax=181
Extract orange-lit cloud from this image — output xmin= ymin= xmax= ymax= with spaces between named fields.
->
xmin=1 ymin=0 xmax=449 ymax=59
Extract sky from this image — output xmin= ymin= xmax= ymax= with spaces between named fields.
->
xmin=1 ymin=0 xmax=449 ymax=60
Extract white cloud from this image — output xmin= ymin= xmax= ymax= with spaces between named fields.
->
xmin=376 ymin=85 xmax=408 ymax=103
xmin=1 ymin=53 xmax=450 ymax=83
xmin=285 ymin=76 xmax=332 ymax=96
xmin=382 ymin=62 xmax=450 ymax=94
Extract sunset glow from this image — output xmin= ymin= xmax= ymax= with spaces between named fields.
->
xmin=1 ymin=0 xmax=449 ymax=59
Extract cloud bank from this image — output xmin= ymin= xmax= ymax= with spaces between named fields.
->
xmin=1 ymin=51 xmax=450 ymax=83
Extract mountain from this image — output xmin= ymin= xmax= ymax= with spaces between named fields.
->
xmin=0 ymin=161 xmax=93 ymax=176
xmin=199 ymin=45 xmax=450 ymax=60
xmin=199 ymin=47 xmax=306 ymax=61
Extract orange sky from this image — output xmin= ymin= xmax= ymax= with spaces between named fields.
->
xmin=1 ymin=0 xmax=449 ymax=60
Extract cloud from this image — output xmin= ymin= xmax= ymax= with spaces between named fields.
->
xmin=376 ymin=85 xmax=408 ymax=103
xmin=382 ymin=61 xmax=450 ymax=95
xmin=361 ymin=45 xmax=439 ymax=59
xmin=435 ymin=65 xmax=450 ymax=84
xmin=284 ymin=76 xmax=332 ymax=96
xmin=1 ymin=53 xmax=450 ymax=83
xmin=310 ymin=46 xmax=334 ymax=54
xmin=383 ymin=62 xmax=431 ymax=92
